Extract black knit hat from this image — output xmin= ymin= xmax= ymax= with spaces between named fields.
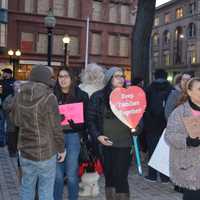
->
xmin=2 ymin=68 xmax=13 ymax=74
xmin=29 ymin=65 xmax=54 ymax=87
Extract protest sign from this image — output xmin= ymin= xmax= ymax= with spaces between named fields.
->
xmin=148 ymin=131 xmax=170 ymax=177
xmin=59 ymin=103 xmax=84 ymax=126
xmin=110 ymin=86 xmax=146 ymax=129
xmin=183 ymin=116 xmax=200 ymax=138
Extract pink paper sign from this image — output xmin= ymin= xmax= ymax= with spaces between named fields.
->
xmin=59 ymin=103 xmax=84 ymax=126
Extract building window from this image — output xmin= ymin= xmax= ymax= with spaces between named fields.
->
xmin=189 ymin=2 xmax=195 ymax=15
xmin=120 ymin=5 xmax=130 ymax=24
xmin=53 ymin=35 xmax=63 ymax=55
xmin=163 ymin=30 xmax=170 ymax=45
xmin=154 ymin=16 xmax=159 ymax=26
xmin=176 ymin=8 xmax=183 ymax=19
xmin=163 ymin=51 xmax=170 ymax=66
xmin=164 ymin=13 xmax=170 ymax=24
xmin=153 ymin=52 xmax=159 ymax=67
xmin=187 ymin=46 xmax=196 ymax=64
xmin=109 ymin=3 xmax=118 ymax=23
xmin=37 ymin=0 xmax=49 ymax=15
xmin=21 ymin=32 xmax=34 ymax=52
xmin=0 ymin=23 xmax=6 ymax=47
xmin=108 ymin=35 xmax=118 ymax=56
xmin=188 ymin=23 xmax=196 ymax=38
xmin=119 ymin=35 xmax=129 ymax=57
xmin=91 ymin=33 xmax=101 ymax=55
xmin=36 ymin=33 xmax=47 ymax=54
xmin=68 ymin=0 xmax=79 ymax=18
xmin=0 ymin=0 xmax=8 ymax=9
xmin=69 ymin=36 xmax=79 ymax=56
xmin=92 ymin=1 xmax=102 ymax=21
xmin=53 ymin=0 xmax=65 ymax=17
xmin=25 ymin=0 xmax=34 ymax=13
xmin=152 ymin=33 xmax=159 ymax=47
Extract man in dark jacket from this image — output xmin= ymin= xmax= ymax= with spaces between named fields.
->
xmin=144 ymin=69 xmax=173 ymax=183
xmin=0 ymin=68 xmax=15 ymax=146
xmin=10 ymin=65 xmax=65 ymax=200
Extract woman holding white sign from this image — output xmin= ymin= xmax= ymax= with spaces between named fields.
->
xmin=165 ymin=78 xmax=200 ymax=200
xmin=88 ymin=67 xmax=133 ymax=200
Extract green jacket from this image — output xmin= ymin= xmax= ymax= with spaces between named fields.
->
xmin=10 ymin=82 xmax=64 ymax=161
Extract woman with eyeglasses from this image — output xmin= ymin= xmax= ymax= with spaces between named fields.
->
xmin=88 ymin=67 xmax=132 ymax=200
xmin=53 ymin=68 xmax=89 ymax=200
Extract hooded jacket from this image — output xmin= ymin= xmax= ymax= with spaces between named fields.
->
xmin=11 ymin=82 xmax=64 ymax=161
xmin=144 ymin=79 xmax=173 ymax=135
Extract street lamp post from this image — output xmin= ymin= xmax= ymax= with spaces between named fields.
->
xmin=44 ymin=8 xmax=56 ymax=67
xmin=8 ymin=49 xmax=21 ymax=78
xmin=62 ymin=35 xmax=71 ymax=68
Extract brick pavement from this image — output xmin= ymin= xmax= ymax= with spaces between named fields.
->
xmin=0 ymin=147 xmax=182 ymax=200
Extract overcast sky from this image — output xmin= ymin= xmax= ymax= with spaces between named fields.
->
xmin=156 ymin=0 xmax=171 ymax=7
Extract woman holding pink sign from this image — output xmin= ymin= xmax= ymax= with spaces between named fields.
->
xmin=165 ymin=78 xmax=200 ymax=200
xmin=53 ymin=68 xmax=89 ymax=200
xmin=88 ymin=67 xmax=132 ymax=200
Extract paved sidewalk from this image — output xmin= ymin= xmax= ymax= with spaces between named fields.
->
xmin=0 ymin=147 xmax=182 ymax=200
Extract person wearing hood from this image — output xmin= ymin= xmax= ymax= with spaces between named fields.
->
xmin=10 ymin=65 xmax=65 ymax=200
xmin=78 ymin=63 xmax=105 ymax=197
xmin=53 ymin=67 xmax=89 ymax=200
xmin=144 ymin=69 xmax=173 ymax=183
xmin=88 ymin=67 xmax=132 ymax=200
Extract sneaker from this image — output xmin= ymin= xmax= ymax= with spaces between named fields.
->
xmin=144 ymin=176 xmax=157 ymax=183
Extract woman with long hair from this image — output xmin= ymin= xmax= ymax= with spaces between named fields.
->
xmin=165 ymin=78 xmax=200 ymax=200
xmin=53 ymin=68 xmax=88 ymax=200
xmin=88 ymin=67 xmax=132 ymax=200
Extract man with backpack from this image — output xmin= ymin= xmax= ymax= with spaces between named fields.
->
xmin=144 ymin=69 xmax=173 ymax=183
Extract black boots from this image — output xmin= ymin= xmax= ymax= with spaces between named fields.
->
xmin=105 ymin=187 xmax=116 ymax=200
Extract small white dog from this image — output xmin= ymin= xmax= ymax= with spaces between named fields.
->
xmin=79 ymin=172 xmax=100 ymax=197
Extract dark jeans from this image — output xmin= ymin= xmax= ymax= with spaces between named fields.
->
xmin=183 ymin=189 xmax=200 ymax=200
xmin=103 ymin=146 xmax=131 ymax=194
xmin=146 ymin=134 xmax=169 ymax=181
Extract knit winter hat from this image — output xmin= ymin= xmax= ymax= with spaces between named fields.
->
xmin=29 ymin=65 xmax=54 ymax=87
xmin=104 ymin=67 xmax=123 ymax=84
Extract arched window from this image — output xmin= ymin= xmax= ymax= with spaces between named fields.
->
xmin=188 ymin=23 xmax=196 ymax=38
xmin=152 ymin=33 xmax=159 ymax=47
xmin=163 ymin=30 xmax=170 ymax=45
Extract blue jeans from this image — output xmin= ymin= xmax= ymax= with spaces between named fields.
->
xmin=19 ymin=155 xmax=56 ymax=200
xmin=54 ymin=133 xmax=80 ymax=200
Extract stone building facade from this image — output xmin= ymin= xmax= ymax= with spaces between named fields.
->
xmin=152 ymin=0 xmax=200 ymax=78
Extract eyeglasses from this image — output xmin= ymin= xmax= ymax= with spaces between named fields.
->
xmin=113 ymin=75 xmax=125 ymax=79
xmin=58 ymin=75 xmax=70 ymax=79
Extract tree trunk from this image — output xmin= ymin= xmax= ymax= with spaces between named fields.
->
xmin=132 ymin=0 xmax=156 ymax=85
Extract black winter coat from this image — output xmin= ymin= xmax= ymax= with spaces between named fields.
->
xmin=54 ymin=86 xmax=89 ymax=135
xmin=144 ymin=80 xmax=173 ymax=135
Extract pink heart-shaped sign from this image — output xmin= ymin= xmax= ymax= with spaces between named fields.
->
xmin=110 ymin=86 xmax=147 ymax=129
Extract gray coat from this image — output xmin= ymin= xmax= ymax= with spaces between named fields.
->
xmin=164 ymin=88 xmax=182 ymax=120
xmin=165 ymin=102 xmax=200 ymax=190
xmin=3 ymin=95 xmax=17 ymax=133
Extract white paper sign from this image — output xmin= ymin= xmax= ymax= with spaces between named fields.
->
xmin=148 ymin=131 xmax=170 ymax=177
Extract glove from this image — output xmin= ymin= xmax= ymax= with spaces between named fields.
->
xmin=186 ymin=136 xmax=200 ymax=147
xmin=60 ymin=114 xmax=65 ymax=122
xmin=68 ymin=119 xmax=84 ymax=132
xmin=131 ymin=125 xmax=142 ymax=136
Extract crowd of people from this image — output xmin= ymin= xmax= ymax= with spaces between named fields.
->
xmin=0 ymin=63 xmax=199 ymax=200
